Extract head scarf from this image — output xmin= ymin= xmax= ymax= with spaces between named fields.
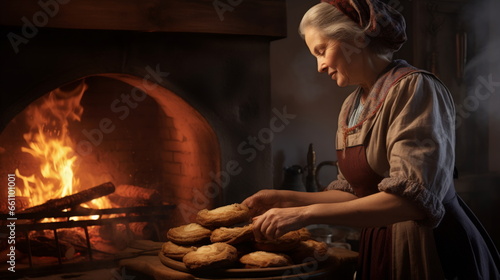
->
xmin=321 ymin=0 xmax=407 ymax=52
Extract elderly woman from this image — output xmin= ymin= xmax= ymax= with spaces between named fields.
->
xmin=242 ymin=1 xmax=500 ymax=279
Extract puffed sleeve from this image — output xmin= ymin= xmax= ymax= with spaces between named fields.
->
xmin=325 ymin=170 xmax=354 ymax=193
xmin=376 ymin=73 xmax=456 ymax=228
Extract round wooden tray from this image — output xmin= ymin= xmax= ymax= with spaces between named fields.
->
xmin=158 ymin=252 xmax=331 ymax=279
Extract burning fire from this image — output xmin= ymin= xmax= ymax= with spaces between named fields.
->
xmin=15 ymin=80 xmax=112 ymax=213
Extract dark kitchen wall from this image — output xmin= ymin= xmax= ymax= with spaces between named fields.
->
xmin=270 ymin=0 xmax=500 ymax=246
xmin=269 ymin=0 xmax=351 ymax=189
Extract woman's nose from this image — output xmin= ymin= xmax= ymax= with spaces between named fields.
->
xmin=317 ymin=58 xmax=327 ymax=73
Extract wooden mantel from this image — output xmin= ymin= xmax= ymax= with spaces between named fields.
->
xmin=0 ymin=0 xmax=287 ymax=38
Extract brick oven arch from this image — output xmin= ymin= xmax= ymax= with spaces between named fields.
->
xmin=0 ymin=72 xmax=222 ymax=228
xmin=101 ymin=73 xmax=222 ymax=226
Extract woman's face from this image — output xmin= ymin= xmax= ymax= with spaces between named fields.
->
xmin=304 ymin=26 xmax=366 ymax=88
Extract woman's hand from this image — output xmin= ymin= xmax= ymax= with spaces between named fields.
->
xmin=251 ymin=206 xmax=310 ymax=241
xmin=241 ymin=189 xmax=283 ymax=217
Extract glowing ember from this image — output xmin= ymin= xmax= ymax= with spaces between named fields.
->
xmin=15 ymin=80 xmax=112 ymax=213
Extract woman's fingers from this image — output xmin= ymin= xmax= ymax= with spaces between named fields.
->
xmin=250 ymin=204 xmax=308 ymax=242
xmin=251 ymin=215 xmax=265 ymax=241
xmin=241 ymin=196 xmax=253 ymax=208
xmin=265 ymin=223 xmax=280 ymax=240
xmin=242 ymin=195 xmax=262 ymax=217
xmin=251 ymin=209 xmax=282 ymax=241
xmin=252 ymin=214 xmax=274 ymax=241
xmin=242 ymin=189 xmax=281 ymax=217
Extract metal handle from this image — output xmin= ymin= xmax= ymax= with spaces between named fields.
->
xmin=315 ymin=160 xmax=338 ymax=191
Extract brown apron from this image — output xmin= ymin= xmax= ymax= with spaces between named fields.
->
xmin=337 ymin=145 xmax=390 ymax=280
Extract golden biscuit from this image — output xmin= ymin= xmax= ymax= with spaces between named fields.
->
xmin=254 ymin=229 xmax=302 ymax=252
xmin=210 ymin=224 xmax=254 ymax=244
xmin=161 ymin=241 xmax=197 ymax=261
xmin=182 ymin=242 xmax=238 ymax=271
xmin=239 ymin=251 xmax=293 ymax=268
xmin=297 ymin=227 xmax=312 ymax=241
xmin=196 ymin=203 xmax=250 ymax=228
xmin=290 ymin=239 xmax=329 ymax=263
xmin=166 ymin=223 xmax=211 ymax=245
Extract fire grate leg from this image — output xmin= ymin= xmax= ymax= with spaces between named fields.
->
xmin=53 ymin=229 xmax=63 ymax=265
xmin=83 ymin=226 xmax=93 ymax=261
xmin=26 ymin=230 xmax=33 ymax=268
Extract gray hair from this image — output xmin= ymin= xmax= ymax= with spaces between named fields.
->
xmin=299 ymin=3 xmax=393 ymax=56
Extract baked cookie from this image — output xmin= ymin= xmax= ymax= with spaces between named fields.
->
xmin=161 ymin=241 xmax=197 ymax=261
xmin=196 ymin=203 xmax=250 ymax=228
xmin=210 ymin=224 xmax=254 ymax=244
xmin=290 ymin=239 xmax=329 ymax=264
xmin=182 ymin=242 xmax=238 ymax=271
xmin=254 ymin=229 xmax=302 ymax=252
xmin=297 ymin=227 xmax=312 ymax=241
xmin=166 ymin=223 xmax=211 ymax=245
xmin=239 ymin=251 xmax=293 ymax=268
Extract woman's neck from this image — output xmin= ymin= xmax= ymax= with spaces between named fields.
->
xmin=360 ymin=54 xmax=393 ymax=99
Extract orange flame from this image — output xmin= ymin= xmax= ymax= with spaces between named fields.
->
xmin=16 ymin=81 xmax=112 ymax=213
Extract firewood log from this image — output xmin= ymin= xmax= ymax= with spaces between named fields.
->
xmin=107 ymin=195 xmax=149 ymax=208
xmin=19 ymin=182 xmax=115 ymax=214
xmin=113 ymin=185 xmax=161 ymax=204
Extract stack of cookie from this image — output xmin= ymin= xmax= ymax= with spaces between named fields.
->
xmin=161 ymin=203 xmax=329 ymax=273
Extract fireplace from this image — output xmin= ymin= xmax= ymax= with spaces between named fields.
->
xmin=0 ymin=0 xmax=286 ymax=277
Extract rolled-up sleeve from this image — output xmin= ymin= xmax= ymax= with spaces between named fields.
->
xmin=376 ymin=73 xmax=456 ymax=228
xmin=325 ymin=171 xmax=355 ymax=194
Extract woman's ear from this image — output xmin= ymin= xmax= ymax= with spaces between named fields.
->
xmin=353 ymin=33 xmax=369 ymax=49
